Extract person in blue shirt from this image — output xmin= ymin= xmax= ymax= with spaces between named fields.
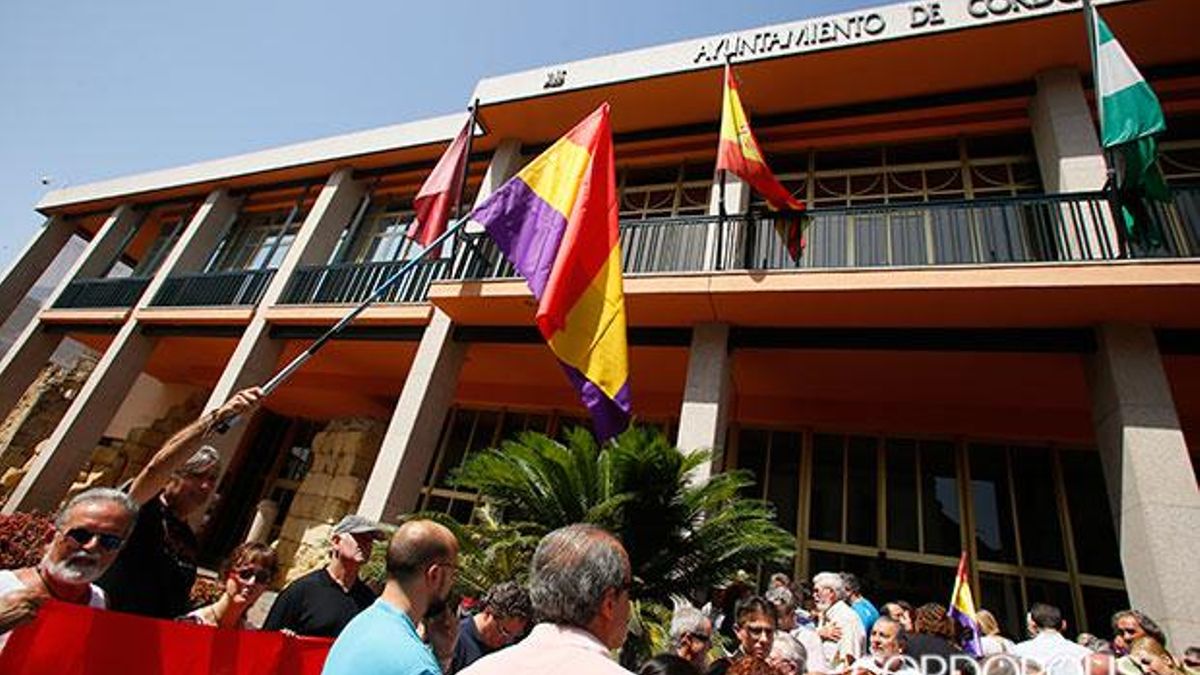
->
xmin=322 ymin=520 xmax=460 ymax=675
xmin=841 ymin=572 xmax=880 ymax=634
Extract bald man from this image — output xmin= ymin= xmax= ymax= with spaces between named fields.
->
xmin=322 ymin=520 xmax=459 ymax=675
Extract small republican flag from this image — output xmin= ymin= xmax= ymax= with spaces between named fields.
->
xmin=949 ymin=552 xmax=983 ymax=658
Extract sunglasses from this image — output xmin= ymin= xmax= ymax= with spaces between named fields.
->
xmin=234 ymin=567 xmax=272 ymax=584
xmin=687 ymin=631 xmax=713 ymax=645
xmin=63 ymin=527 xmax=123 ymax=552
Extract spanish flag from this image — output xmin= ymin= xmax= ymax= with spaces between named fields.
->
xmin=470 ymin=104 xmax=631 ymax=440
xmin=948 ymin=552 xmax=983 ymax=657
xmin=716 ymin=63 xmax=808 ymax=260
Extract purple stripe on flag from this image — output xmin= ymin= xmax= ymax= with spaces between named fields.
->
xmin=471 ymin=178 xmax=567 ymax=300
xmin=560 ymin=363 xmax=631 ymax=441
xmin=949 ymin=606 xmax=983 ymax=658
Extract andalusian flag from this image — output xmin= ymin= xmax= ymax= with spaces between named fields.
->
xmin=717 ymin=63 xmax=808 ymax=260
xmin=1087 ymin=1 xmax=1170 ymax=245
xmin=471 ymin=104 xmax=631 ymax=440
xmin=948 ymin=552 xmax=983 ymax=657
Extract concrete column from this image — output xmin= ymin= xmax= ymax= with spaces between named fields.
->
xmin=0 ymin=216 xmax=74 ymax=324
xmin=357 ymin=308 xmax=464 ymax=521
xmin=706 ymin=173 xmax=751 ymax=270
xmin=676 ymin=323 xmax=733 ymax=483
xmin=1 ymin=192 xmax=241 ymax=514
xmin=1086 ymin=323 xmax=1200 ymax=648
xmin=0 ymin=206 xmax=143 ymax=421
xmin=200 ymin=170 xmax=365 ymax=480
xmin=2 ymin=320 xmax=157 ymax=513
xmin=1030 ymin=68 xmax=1116 ymax=259
xmin=473 ymin=139 xmax=524 ymax=209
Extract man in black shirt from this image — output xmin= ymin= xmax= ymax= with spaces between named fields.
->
xmin=262 ymin=514 xmax=382 ymax=638
xmin=451 ymin=581 xmax=532 ymax=672
xmin=97 ymin=388 xmax=262 ymax=619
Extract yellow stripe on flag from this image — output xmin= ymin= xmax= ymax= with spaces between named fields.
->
xmin=516 ymin=136 xmax=593 ymax=219
xmin=721 ymin=73 xmax=764 ymax=164
xmin=546 ymin=246 xmax=629 ymax=399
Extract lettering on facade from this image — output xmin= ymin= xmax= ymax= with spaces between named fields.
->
xmin=968 ymin=0 xmax=1080 ymax=19
xmin=693 ymin=12 xmax=887 ymax=64
xmin=543 ymin=69 xmax=567 ymax=89
xmin=910 ymin=2 xmax=945 ymax=29
xmin=690 ymin=0 xmax=1081 ymax=64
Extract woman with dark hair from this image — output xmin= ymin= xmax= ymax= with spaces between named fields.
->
xmin=179 ymin=542 xmax=278 ymax=629
xmin=903 ymin=603 xmax=963 ymax=663
xmin=882 ymin=601 xmax=916 ymax=634
xmin=638 ymin=653 xmax=702 ymax=675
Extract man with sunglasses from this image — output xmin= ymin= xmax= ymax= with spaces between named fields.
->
xmin=264 ymin=514 xmax=385 ymax=638
xmin=670 ymin=604 xmax=714 ymax=672
xmin=0 ymin=488 xmax=138 ymax=649
xmin=97 ymin=387 xmax=262 ymax=619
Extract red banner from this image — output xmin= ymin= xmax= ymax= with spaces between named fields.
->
xmin=0 ymin=600 xmax=331 ymax=675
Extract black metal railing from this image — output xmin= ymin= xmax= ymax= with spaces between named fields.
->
xmin=450 ymin=189 xmax=1200 ymax=282
xmin=53 ymin=277 xmax=151 ymax=309
xmin=259 ymin=188 xmax=1200 ymax=308
xmin=150 ymin=269 xmax=276 ymax=307
xmin=280 ymin=257 xmax=453 ymax=305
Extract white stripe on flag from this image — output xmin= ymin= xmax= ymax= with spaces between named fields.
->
xmin=1097 ymin=28 xmax=1144 ymax=98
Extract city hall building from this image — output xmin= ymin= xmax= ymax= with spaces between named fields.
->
xmin=0 ymin=0 xmax=1196 ymax=645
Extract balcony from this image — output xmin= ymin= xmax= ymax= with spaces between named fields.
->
xmin=150 ymin=269 xmax=275 ymax=307
xmin=454 ymin=190 xmax=1199 ymax=282
xmin=263 ymin=189 xmax=1199 ymax=310
xmin=279 ymin=257 xmax=452 ymax=305
xmin=53 ymin=277 xmax=151 ymax=309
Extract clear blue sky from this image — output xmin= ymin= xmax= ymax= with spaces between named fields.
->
xmin=0 ymin=0 xmax=877 ymax=271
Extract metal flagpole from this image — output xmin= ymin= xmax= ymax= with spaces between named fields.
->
xmin=215 ymin=215 xmax=471 ymax=433
xmin=1082 ymin=0 xmax=1128 ymax=259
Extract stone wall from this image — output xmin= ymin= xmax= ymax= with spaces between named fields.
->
xmin=276 ymin=417 xmax=386 ymax=583
xmin=0 ymin=357 xmax=97 ymax=505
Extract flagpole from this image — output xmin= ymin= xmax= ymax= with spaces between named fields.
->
xmin=215 ymin=215 xmax=471 ymax=433
xmin=1082 ymin=0 xmax=1127 ymax=259
xmin=716 ymin=54 xmax=733 ymax=272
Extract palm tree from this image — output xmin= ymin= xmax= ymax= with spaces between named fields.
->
xmin=451 ymin=424 xmax=795 ymax=663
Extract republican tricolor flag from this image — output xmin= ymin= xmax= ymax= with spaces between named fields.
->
xmin=949 ymin=552 xmax=983 ymax=657
xmin=470 ymin=104 xmax=632 ymax=440
xmin=717 ymin=63 xmax=808 ymax=261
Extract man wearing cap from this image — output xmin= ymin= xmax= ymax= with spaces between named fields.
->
xmin=264 ymin=514 xmax=383 ymax=638
xmin=97 ymin=387 xmax=262 ymax=619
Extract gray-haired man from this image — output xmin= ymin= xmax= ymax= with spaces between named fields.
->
xmin=460 ymin=524 xmax=634 ymax=675
xmin=670 ymin=604 xmax=713 ymax=671
xmin=0 ymin=488 xmax=138 ymax=648
xmin=97 ymin=387 xmax=262 ymax=618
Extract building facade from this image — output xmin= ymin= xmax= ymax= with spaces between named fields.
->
xmin=0 ymin=0 xmax=1196 ymax=646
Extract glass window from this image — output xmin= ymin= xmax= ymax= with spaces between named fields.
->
xmin=1011 ymin=446 xmax=1066 ymax=569
xmin=1060 ymin=450 xmax=1123 ymax=578
xmin=969 ymin=444 xmax=1018 ymax=563
xmin=920 ymin=440 xmax=962 ymax=556
xmin=766 ymin=432 xmax=801 ymax=535
xmin=979 ymin=572 xmax=1025 ymax=640
xmin=736 ymin=429 xmax=769 ymax=499
xmin=1080 ymin=585 xmax=1129 ymax=637
xmin=886 ymin=438 xmax=919 ymax=551
xmin=809 ymin=434 xmax=844 ymax=542
xmin=845 ymin=436 xmax=878 ymax=546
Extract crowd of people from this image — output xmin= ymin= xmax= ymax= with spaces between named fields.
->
xmin=0 ymin=388 xmax=1196 ymax=675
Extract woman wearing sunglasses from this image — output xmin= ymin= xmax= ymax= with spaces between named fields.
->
xmin=179 ymin=542 xmax=278 ymax=629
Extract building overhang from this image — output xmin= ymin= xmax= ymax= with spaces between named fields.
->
xmin=471 ymin=0 xmax=1196 ymax=146
xmin=427 ymin=259 xmax=1200 ymax=330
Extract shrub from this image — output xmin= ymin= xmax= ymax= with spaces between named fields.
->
xmin=0 ymin=511 xmax=55 ymax=568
